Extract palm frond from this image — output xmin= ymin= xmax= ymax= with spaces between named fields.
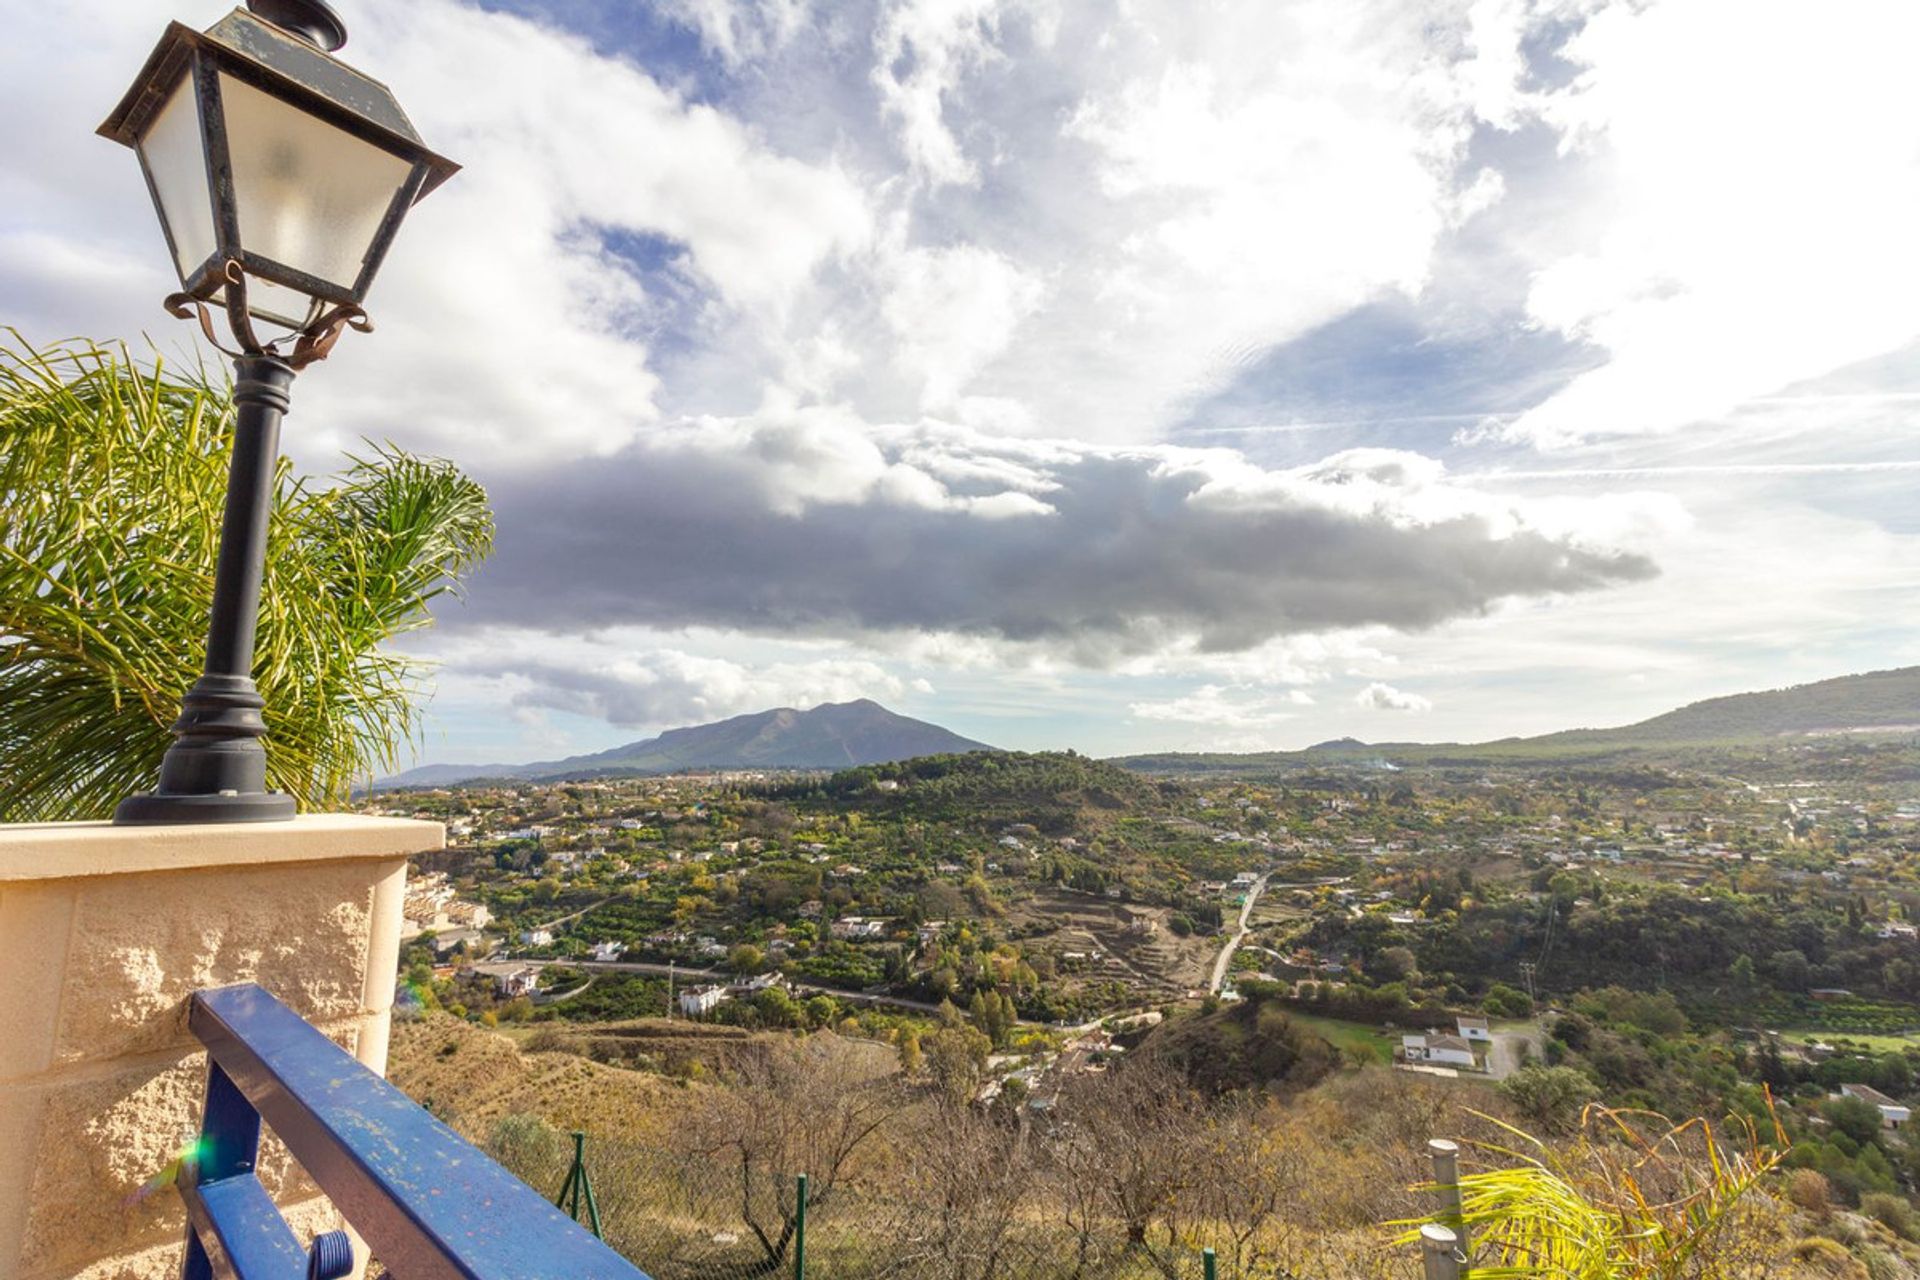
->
xmin=1391 ymin=1103 xmax=1787 ymax=1279
xmin=0 ymin=331 xmax=493 ymax=819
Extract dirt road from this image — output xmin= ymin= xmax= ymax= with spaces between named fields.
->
xmin=1207 ymin=872 xmax=1271 ymax=994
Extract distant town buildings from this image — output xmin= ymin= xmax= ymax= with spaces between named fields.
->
xmin=399 ymin=872 xmax=492 ymax=940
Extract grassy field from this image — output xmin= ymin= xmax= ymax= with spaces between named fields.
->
xmin=1783 ymin=1028 xmax=1920 ymax=1053
xmin=1284 ymin=1011 xmax=1401 ymax=1064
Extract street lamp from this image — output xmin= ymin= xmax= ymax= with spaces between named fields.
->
xmin=100 ymin=1 xmax=457 ymax=824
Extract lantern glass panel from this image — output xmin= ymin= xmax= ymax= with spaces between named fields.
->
xmin=218 ymin=70 xmax=414 ymax=295
xmin=209 ymin=274 xmax=321 ymax=330
xmin=136 ymin=75 xmax=217 ymax=284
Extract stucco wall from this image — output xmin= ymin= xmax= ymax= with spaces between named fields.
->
xmin=0 ymin=815 xmax=441 ymax=1280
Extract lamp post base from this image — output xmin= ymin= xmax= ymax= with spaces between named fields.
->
xmin=114 ymin=789 xmax=298 ymax=824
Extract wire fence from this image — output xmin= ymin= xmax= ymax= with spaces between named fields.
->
xmin=466 ymin=1113 xmax=1438 ymax=1280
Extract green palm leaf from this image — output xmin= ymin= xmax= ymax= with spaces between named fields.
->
xmin=0 ymin=332 xmax=493 ymax=820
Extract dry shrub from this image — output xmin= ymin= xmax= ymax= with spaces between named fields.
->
xmin=1792 ymin=1236 xmax=1871 ymax=1279
xmin=1790 ymin=1170 xmax=1835 ymax=1219
xmin=1860 ymin=1193 xmax=1920 ymax=1244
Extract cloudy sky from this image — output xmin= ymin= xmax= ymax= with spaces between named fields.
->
xmin=6 ymin=0 xmax=1920 ymax=763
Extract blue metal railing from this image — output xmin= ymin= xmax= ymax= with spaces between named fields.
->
xmin=181 ymin=982 xmax=649 ymax=1279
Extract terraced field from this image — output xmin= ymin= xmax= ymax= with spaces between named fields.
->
xmin=1009 ymin=887 xmax=1215 ymax=1003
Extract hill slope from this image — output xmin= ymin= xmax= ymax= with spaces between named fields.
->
xmin=1536 ymin=665 xmax=1920 ymax=745
xmin=380 ymin=700 xmax=993 ymax=788
xmin=1116 ymin=666 xmax=1920 ymax=775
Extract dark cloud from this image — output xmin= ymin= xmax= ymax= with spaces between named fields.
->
xmin=457 ymin=426 xmax=1658 ymax=664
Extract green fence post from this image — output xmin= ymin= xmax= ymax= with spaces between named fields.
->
xmin=581 ymin=1145 xmax=603 ymax=1240
xmin=556 ymin=1130 xmax=604 ymax=1239
xmin=794 ymin=1173 xmax=809 ymax=1280
xmin=1203 ymin=1246 xmax=1216 ymax=1280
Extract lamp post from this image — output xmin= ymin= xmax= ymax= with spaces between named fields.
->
xmin=99 ymin=0 xmax=457 ymax=824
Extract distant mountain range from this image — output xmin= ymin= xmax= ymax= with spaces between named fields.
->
xmin=376 ymin=699 xmax=994 ymax=788
xmin=1116 ymin=666 xmax=1920 ymax=774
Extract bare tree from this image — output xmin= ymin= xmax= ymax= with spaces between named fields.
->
xmin=1048 ymin=1058 xmax=1202 ymax=1278
xmin=678 ymin=1034 xmax=903 ymax=1274
xmin=889 ymin=1105 xmax=1038 ymax=1280
xmin=1184 ymin=1096 xmax=1309 ymax=1279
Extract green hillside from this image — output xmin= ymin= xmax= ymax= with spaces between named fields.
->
xmin=1116 ymin=666 xmax=1920 ymax=777
xmin=1538 ymin=665 xmax=1920 ymax=744
xmin=763 ymin=749 xmax=1175 ymax=836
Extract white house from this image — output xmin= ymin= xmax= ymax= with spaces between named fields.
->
xmin=1839 ymin=1084 xmax=1911 ymax=1129
xmin=589 ymin=940 xmax=627 ymax=963
xmin=494 ymin=967 xmax=539 ymax=998
xmin=679 ymin=985 xmax=727 ymax=1017
xmin=728 ymin=972 xmax=784 ymax=996
xmin=1402 ymin=1033 xmax=1475 ymax=1068
xmin=520 ymin=927 xmax=554 ymax=947
xmin=1455 ymin=1015 xmax=1492 ymax=1044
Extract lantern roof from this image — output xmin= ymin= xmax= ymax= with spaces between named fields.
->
xmin=96 ymin=8 xmax=458 ymax=198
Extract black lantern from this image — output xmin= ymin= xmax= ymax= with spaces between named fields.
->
xmin=101 ymin=1 xmax=458 ymax=824
xmin=99 ymin=0 xmax=457 ymax=349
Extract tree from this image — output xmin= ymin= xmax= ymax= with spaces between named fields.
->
xmin=923 ymin=1024 xmax=992 ymax=1105
xmin=728 ymin=943 xmax=765 ymax=974
xmin=1499 ymin=1064 xmax=1597 ymax=1133
xmin=1728 ymin=954 xmax=1755 ymax=991
xmin=1822 ymin=1096 xmax=1884 ymax=1147
xmin=678 ymin=1034 xmax=902 ymax=1274
xmin=1052 ymin=1058 xmax=1202 ymax=1265
xmin=0 ymin=336 xmax=492 ymax=819
xmin=1373 ymin=945 xmax=1419 ymax=982
xmin=1485 ymin=982 xmax=1534 ymax=1018
xmin=892 ymin=1104 xmax=1036 ymax=1280
xmin=1768 ymin=948 xmax=1811 ymax=990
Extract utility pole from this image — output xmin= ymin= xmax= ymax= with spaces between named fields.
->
xmin=1519 ymin=960 xmax=1537 ymax=1007
xmin=667 ymin=961 xmax=675 ymax=1020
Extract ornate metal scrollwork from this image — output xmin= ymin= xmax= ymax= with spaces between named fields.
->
xmin=163 ymin=260 xmax=373 ymax=370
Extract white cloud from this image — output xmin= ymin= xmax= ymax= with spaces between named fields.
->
xmin=428 ymin=628 xmax=908 ymax=730
xmin=1498 ymin=0 xmax=1920 ymax=445
xmin=872 ymin=0 xmax=1009 ymax=187
xmin=1356 ymin=681 xmax=1432 ymax=712
xmin=660 ymin=0 xmax=812 ymax=67
xmin=0 ymin=0 xmax=874 ymax=465
xmin=1131 ymin=684 xmax=1302 ymax=729
xmin=881 ymin=239 xmax=1045 ymax=408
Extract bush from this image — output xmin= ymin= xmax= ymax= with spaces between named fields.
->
xmin=1788 ymin=1169 xmax=1833 ymax=1217
xmin=1498 ymin=1064 xmax=1597 ymax=1133
xmin=1483 ymin=982 xmax=1534 ymax=1018
xmin=1860 ymin=1192 xmax=1919 ymax=1242
xmin=1790 ymin=1237 xmax=1868 ymax=1278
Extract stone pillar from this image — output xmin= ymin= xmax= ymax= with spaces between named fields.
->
xmin=0 ymin=814 xmax=441 ymax=1280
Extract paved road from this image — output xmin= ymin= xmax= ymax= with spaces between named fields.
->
xmin=1208 ymin=872 xmax=1272 ymax=994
